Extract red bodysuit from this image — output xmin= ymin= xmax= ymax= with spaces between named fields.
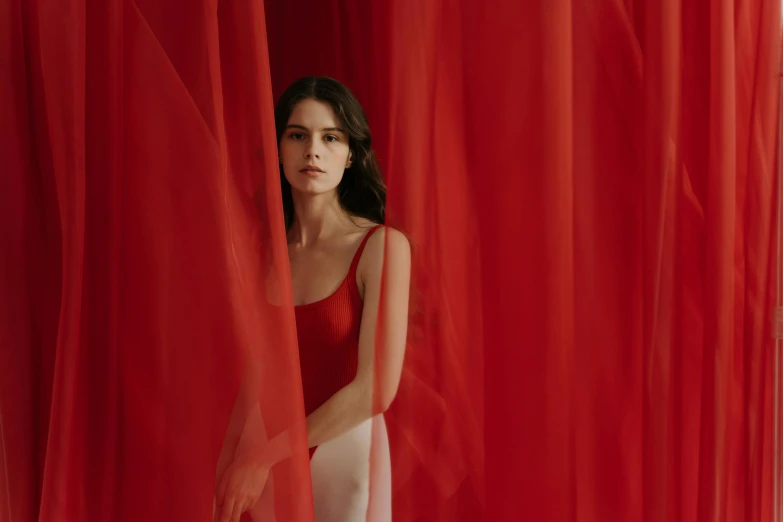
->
xmin=294 ymin=225 xmax=382 ymax=457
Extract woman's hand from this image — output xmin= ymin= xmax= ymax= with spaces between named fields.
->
xmin=215 ymin=452 xmax=270 ymax=522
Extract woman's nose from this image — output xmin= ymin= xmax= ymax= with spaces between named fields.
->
xmin=304 ymin=139 xmax=321 ymax=159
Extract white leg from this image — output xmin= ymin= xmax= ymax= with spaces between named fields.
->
xmin=365 ymin=415 xmax=391 ymax=522
xmin=310 ymin=415 xmax=391 ymax=522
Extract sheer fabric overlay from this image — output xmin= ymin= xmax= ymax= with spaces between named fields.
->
xmin=1 ymin=1 xmax=780 ymax=521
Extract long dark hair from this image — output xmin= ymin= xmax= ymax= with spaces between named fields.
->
xmin=274 ymin=76 xmax=386 ymax=230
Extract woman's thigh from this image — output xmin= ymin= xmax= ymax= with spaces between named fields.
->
xmin=310 ymin=415 xmax=391 ymax=522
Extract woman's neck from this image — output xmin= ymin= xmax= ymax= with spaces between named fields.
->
xmin=289 ymin=191 xmax=353 ymax=246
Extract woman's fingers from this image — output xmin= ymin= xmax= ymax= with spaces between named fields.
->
xmin=216 ymin=470 xmax=230 ymax=505
xmin=230 ymin=496 xmax=246 ymax=522
xmin=220 ymin=496 xmax=236 ymax=522
xmin=216 ymin=460 xmax=269 ymax=522
xmin=222 ymin=488 xmax=255 ymax=522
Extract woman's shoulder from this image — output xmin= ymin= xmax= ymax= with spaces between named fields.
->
xmin=366 ymin=225 xmax=409 ymax=249
xmin=359 ymin=225 xmax=411 ymax=275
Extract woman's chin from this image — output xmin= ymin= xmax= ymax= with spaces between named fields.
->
xmin=291 ymin=179 xmax=338 ymax=196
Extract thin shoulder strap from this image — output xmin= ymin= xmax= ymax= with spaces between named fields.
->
xmin=349 ymin=225 xmax=384 ymax=275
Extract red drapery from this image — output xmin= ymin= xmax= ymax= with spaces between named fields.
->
xmin=1 ymin=1 xmax=780 ymax=521
xmin=1 ymin=1 xmax=310 ymax=520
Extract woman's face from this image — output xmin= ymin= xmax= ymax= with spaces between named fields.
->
xmin=279 ymin=98 xmax=353 ymax=197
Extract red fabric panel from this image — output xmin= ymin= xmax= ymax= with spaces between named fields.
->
xmin=1 ymin=1 xmax=310 ymax=520
xmin=266 ymin=0 xmax=780 ymax=520
xmin=0 ymin=0 xmax=779 ymax=521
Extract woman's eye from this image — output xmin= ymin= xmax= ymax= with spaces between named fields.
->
xmin=324 ymin=135 xmax=339 ymax=142
xmin=289 ymin=133 xmax=305 ymax=140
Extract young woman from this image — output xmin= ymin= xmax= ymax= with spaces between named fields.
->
xmin=216 ymin=77 xmax=410 ymax=522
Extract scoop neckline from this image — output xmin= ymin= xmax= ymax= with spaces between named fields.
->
xmin=292 ymin=225 xmax=382 ymax=310
xmin=293 ymin=273 xmax=356 ymax=310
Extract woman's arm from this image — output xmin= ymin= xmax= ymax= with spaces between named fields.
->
xmin=252 ymin=227 xmax=411 ymax=462
xmin=216 ymin=228 xmax=410 ymax=522
xmin=303 ymin=227 xmax=411 ymax=448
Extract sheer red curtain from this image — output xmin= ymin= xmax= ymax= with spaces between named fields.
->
xmin=0 ymin=1 xmax=310 ymax=521
xmin=462 ymin=1 xmax=780 ymax=520
xmin=266 ymin=0 xmax=780 ymax=520
xmin=1 ymin=0 xmax=780 ymax=521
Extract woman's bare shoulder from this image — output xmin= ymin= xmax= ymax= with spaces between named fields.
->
xmin=359 ymin=226 xmax=411 ymax=277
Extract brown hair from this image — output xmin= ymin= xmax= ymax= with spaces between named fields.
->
xmin=274 ymin=76 xmax=386 ymax=230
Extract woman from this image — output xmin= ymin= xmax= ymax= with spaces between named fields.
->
xmin=216 ymin=77 xmax=410 ymax=522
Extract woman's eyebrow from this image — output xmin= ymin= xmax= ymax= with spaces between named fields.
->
xmin=285 ymin=124 xmax=345 ymax=133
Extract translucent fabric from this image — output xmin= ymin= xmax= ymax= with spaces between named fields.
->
xmin=1 ymin=1 xmax=780 ymax=521
xmin=1 ymin=1 xmax=309 ymax=520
